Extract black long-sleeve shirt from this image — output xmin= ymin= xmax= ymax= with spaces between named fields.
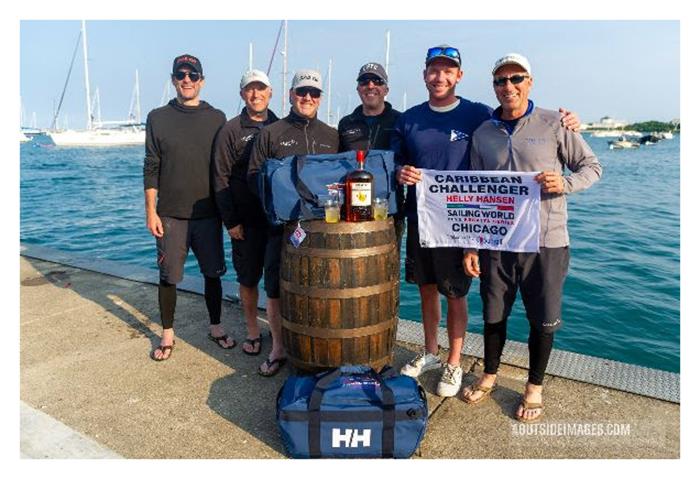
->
xmin=212 ymin=108 xmax=279 ymax=229
xmin=143 ymin=99 xmax=226 ymax=219
xmin=247 ymin=109 xmax=339 ymax=198
xmin=337 ymin=101 xmax=401 ymax=152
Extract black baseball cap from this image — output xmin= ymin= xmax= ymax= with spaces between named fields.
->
xmin=172 ymin=54 xmax=203 ymax=75
xmin=356 ymin=62 xmax=388 ymax=83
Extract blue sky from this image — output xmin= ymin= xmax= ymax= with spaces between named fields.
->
xmin=20 ymin=19 xmax=679 ymax=128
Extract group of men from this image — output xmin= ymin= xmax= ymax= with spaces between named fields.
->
xmin=143 ymin=45 xmax=600 ymax=423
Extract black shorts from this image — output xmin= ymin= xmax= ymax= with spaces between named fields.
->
xmin=405 ymin=221 xmax=471 ymax=298
xmin=156 ymin=216 xmax=226 ymax=284
xmin=478 ymin=247 xmax=570 ymax=333
xmin=232 ymin=224 xmax=283 ymax=299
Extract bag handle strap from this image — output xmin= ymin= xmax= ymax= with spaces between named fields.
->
xmin=308 ymin=368 xmax=343 ymax=458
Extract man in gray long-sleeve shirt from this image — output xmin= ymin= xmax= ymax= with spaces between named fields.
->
xmin=461 ymin=53 xmax=602 ymax=422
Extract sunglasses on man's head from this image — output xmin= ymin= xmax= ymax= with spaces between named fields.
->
xmin=493 ymin=74 xmax=530 ymax=87
xmin=173 ymin=71 xmax=202 ymax=82
xmin=426 ymin=46 xmax=461 ymax=63
xmin=358 ymin=76 xmax=385 ymax=86
xmin=294 ymin=87 xmax=321 ymax=99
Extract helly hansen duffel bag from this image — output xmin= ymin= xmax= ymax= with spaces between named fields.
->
xmin=276 ymin=365 xmax=428 ymax=459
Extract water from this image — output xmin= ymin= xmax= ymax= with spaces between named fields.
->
xmin=20 ymin=134 xmax=680 ymax=372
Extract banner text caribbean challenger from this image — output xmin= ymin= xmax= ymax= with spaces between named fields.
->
xmin=415 ymin=170 xmax=541 ymax=252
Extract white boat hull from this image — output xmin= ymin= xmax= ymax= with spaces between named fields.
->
xmin=49 ymin=128 xmax=145 ymax=147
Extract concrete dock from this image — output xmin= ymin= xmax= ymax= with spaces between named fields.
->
xmin=19 ymin=255 xmax=680 ymax=459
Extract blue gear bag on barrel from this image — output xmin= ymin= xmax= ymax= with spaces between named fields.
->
xmin=260 ymin=150 xmax=399 ymax=225
xmin=276 ymin=365 xmax=428 ymax=458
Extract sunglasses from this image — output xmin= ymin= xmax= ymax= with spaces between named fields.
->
xmin=493 ymin=74 xmax=530 ymax=87
xmin=358 ymin=76 xmax=385 ymax=86
xmin=426 ymin=46 xmax=461 ymax=63
xmin=173 ymin=71 xmax=202 ymax=82
xmin=294 ymin=87 xmax=321 ymax=99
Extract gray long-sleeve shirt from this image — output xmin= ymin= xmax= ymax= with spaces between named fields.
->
xmin=470 ymin=106 xmax=602 ymax=247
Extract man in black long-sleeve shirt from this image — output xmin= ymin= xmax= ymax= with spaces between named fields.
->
xmin=143 ymin=54 xmax=234 ymax=361
xmin=247 ymin=69 xmax=339 ymax=376
xmin=213 ymin=70 xmax=278 ymax=357
xmin=337 ymin=62 xmax=404 ymax=249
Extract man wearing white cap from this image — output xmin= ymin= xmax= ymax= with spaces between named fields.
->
xmin=213 ymin=69 xmax=279 ymax=356
xmin=247 ymin=69 xmax=339 ymax=376
xmin=462 ymin=54 xmax=602 ymax=423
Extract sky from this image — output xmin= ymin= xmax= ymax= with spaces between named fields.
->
xmin=19 ymin=19 xmax=679 ymax=129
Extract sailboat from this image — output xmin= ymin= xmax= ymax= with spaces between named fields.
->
xmin=48 ymin=21 xmax=145 ymax=147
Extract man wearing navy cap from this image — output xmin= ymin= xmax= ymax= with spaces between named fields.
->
xmin=144 ymin=54 xmax=233 ymax=361
xmin=338 ymin=62 xmax=405 ymax=248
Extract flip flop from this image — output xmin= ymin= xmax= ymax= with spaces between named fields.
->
xmin=258 ymin=357 xmax=287 ymax=377
xmin=208 ymin=333 xmax=237 ymax=350
xmin=460 ymin=382 xmax=496 ymax=405
xmin=151 ymin=341 xmax=175 ymax=361
xmin=516 ymin=399 xmax=545 ymax=423
xmin=242 ymin=336 xmax=262 ymax=356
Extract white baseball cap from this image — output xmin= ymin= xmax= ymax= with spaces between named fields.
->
xmin=291 ymin=69 xmax=323 ymax=91
xmin=240 ymin=69 xmax=271 ymax=89
xmin=492 ymin=53 xmax=532 ymax=76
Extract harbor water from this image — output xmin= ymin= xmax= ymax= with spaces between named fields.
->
xmin=19 ymin=134 xmax=680 ymax=372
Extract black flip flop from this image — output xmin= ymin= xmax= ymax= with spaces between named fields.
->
xmin=151 ymin=341 xmax=175 ymax=361
xmin=208 ymin=333 xmax=237 ymax=350
xmin=258 ymin=357 xmax=287 ymax=377
xmin=242 ymin=336 xmax=262 ymax=356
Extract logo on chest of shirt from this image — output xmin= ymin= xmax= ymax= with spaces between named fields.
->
xmin=450 ymin=130 xmax=469 ymax=142
xmin=241 ymin=134 xmax=255 ymax=143
xmin=280 ymin=139 xmax=298 ymax=147
xmin=342 ymin=128 xmax=362 ymax=137
xmin=524 ymin=137 xmax=547 ymax=146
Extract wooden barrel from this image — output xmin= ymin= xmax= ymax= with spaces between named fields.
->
xmin=280 ymin=218 xmax=400 ymax=372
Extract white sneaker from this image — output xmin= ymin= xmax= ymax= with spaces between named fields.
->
xmin=436 ymin=363 xmax=463 ymax=397
xmin=400 ymin=351 xmax=442 ymax=377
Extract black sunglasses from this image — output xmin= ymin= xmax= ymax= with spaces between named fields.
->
xmin=426 ymin=46 xmax=461 ymax=63
xmin=358 ymin=76 xmax=385 ymax=86
xmin=173 ymin=71 xmax=202 ymax=82
xmin=493 ymin=74 xmax=530 ymax=87
xmin=294 ymin=87 xmax=321 ymax=99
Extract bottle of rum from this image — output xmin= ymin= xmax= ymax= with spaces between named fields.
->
xmin=345 ymin=150 xmax=374 ymax=222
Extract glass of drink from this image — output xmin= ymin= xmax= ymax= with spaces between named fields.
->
xmin=325 ymin=198 xmax=340 ymax=223
xmin=373 ymin=198 xmax=388 ymax=221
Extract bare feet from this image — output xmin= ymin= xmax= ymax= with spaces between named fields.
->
xmin=209 ymin=324 xmax=235 ymax=349
xmin=461 ymin=373 xmax=497 ymax=404
xmin=516 ymin=382 xmax=544 ymax=422
xmin=152 ymin=328 xmax=175 ymax=360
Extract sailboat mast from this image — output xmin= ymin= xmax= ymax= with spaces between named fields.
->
xmin=282 ymin=20 xmax=288 ymax=115
xmin=385 ymin=30 xmax=390 ymax=78
xmin=81 ymin=20 xmax=92 ymax=130
xmin=327 ymin=58 xmax=332 ymax=125
xmin=135 ymin=69 xmax=141 ymax=124
xmin=249 ymin=43 xmax=253 ymax=70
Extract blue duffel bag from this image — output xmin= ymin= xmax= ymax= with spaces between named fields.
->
xmin=259 ymin=150 xmax=399 ymax=225
xmin=276 ymin=365 xmax=428 ymax=459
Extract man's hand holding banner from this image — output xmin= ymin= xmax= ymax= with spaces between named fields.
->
xmin=416 ymin=169 xmax=541 ymax=252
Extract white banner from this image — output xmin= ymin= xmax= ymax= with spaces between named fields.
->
xmin=416 ymin=169 xmax=541 ymax=252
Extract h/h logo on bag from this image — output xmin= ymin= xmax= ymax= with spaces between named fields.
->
xmin=331 ymin=428 xmax=372 ymax=448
